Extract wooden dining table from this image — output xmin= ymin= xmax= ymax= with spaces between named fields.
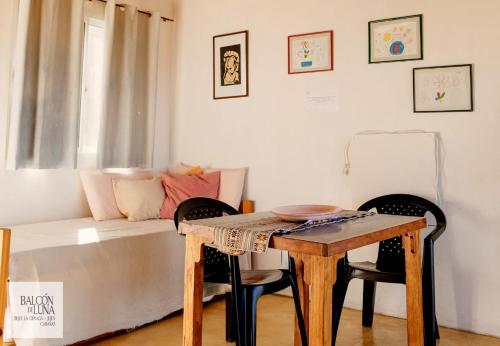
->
xmin=179 ymin=211 xmax=427 ymax=346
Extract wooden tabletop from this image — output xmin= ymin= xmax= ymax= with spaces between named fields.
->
xmin=179 ymin=211 xmax=427 ymax=257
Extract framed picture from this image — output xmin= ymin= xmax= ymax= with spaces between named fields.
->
xmin=413 ymin=64 xmax=473 ymax=113
xmin=288 ymin=30 xmax=333 ymax=74
xmin=369 ymin=14 xmax=423 ymax=63
xmin=213 ymin=30 xmax=248 ymax=99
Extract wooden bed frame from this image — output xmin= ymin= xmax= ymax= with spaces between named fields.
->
xmin=0 ymin=228 xmax=11 ymax=341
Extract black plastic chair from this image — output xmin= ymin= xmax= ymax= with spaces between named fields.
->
xmin=174 ymin=197 xmax=308 ymax=346
xmin=331 ymin=194 xmax=446 ymax=346
xmin=174 ymin=199 xmax=236 ymax=342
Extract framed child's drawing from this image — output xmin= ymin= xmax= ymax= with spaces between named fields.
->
xmin=369 ymin=14 xmax=423 ymax=63
xmin=288 ymin=30 xmax=333 ymax=74
xmin=413 ymin=64 xmax=473 ymax=113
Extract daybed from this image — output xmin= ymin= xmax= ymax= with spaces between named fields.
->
xmin=4 ymin=217 xmax=185 ymax=346
xmin=0 ymin=165 xmax=248 ymax=345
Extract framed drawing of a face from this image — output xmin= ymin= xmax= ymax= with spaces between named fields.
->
xmin=213 ymin=31 xmax=249 ymax=99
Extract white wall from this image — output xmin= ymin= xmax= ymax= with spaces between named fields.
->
xmin=0 ymin=0 xmax=175 ymax=226
xmin=172 ymin=0 xmax=500 ymax=337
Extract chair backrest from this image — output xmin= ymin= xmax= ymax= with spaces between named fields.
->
xmin=174 ymin=197 xmax=240 ymax=281
xmin=357 ymin=194 xmax=446 ymax=273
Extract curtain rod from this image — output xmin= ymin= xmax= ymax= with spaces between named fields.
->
xmin=92 ymin=0 xmax=175 ymax=22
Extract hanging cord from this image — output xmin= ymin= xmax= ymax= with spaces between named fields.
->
xmin=343 ymin=130 xmax=444 ymax=207
xmin=433 ymin=133 xmax=444 ymax=207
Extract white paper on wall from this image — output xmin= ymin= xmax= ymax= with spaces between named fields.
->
xmin=305 ymin=89 xmax=339 ymax=112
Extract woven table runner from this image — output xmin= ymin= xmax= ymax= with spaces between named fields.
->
xmin=200 ymin=210 xmax=374 ymax=255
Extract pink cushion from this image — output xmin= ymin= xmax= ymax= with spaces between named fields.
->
xmin=80 ymin=170 xmax=153 ymax=221
xmin=159 ymin=171 xmax=220 ymax=219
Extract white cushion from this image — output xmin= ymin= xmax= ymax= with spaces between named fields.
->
xmin=206 ymin=168 xmax=246 ymax=210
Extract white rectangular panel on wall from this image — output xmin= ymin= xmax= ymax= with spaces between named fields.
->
xmin=345 ymin=131 xmax=439 ymax=317
xmin=349 ymin=132 xmax=438 ymax=208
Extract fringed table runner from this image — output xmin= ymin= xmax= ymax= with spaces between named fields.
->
xmin=183 ymin=210 xmax=374 ymax=255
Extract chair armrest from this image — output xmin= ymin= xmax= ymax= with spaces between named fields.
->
xmin=424 ymin=223 xmax=446 ymax=243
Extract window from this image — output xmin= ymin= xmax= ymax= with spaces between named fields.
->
xmin=7 ymin=3 xmax=162 ymax=170
xmin=77 ymin=20 xmax=105 ymax=169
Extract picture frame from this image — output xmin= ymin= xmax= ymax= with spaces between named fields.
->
xmin=369 ymin=14 xmax=423 ymax=63
xmin=288 ymin=30 xmax=333 ymax=74
xmin=413 ymin=64 xmax=473 ymax=113
xmin=213 ymin=30 xmax=249 ymax=100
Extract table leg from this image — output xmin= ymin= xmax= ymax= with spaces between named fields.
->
xmin=182 ymin=235 xmax=205 ymax=346
xmin=290 ymin=252 xmax=309 ymax=346
xmin=403 ymin=230 xmax=424 ymax=346
xmin=300 ymin=252 xmax=345 ymax=346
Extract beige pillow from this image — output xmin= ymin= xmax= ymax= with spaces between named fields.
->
xmin=112 ymin=177 xmax=166 ymax=221
xmin=206 ymin=168 xmax=247 ymax=210
xmin=80 ymin=170 xmax=153 ymax=221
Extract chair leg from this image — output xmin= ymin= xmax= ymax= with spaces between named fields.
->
xmin=290 ymin=271 xmax=308 ymax=346
xmin=230 ymin=256 xmax=245 ymax=346
xmin=234 ymin=294 xmax=246 ymax=346
xmin=332 ymin=278 xmax=349 ymax=346
xmin=362 ymin=280 xmax=377 ymax=327
xmin=225 ymin=292 xmax=236 ymax=342
xmin=434 ymin=316 xmax=440 ymax=339
xmin=423 ymin=242 xmax=438 ymax=346
xmin=424 ymin=312 xmax=440 ymax=346
xmin=244 ymin=289 xmax=260 ymax=346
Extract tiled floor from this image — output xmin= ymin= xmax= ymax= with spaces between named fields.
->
xmin=90 ymin=295 xmax=500 ymax=346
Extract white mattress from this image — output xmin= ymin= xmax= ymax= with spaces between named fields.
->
xmin=5 ymin=217 xmax=186 ymax=346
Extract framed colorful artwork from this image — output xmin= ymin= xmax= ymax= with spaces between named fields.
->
xmin=369 ymin=14 xmax=423 ymax=63
xmin=213 ymin=30 xmax=249 ymax=99
xmin=288 ymin=30 xmax=333 ymax=74
xmin=413 ymin=64 xmax=473 ymax=113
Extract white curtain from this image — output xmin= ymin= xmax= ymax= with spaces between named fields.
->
xmin=7 ymin=0 xmax=84 ymax=169
xmin=98 ymin=1 xmax=160 ymax=168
